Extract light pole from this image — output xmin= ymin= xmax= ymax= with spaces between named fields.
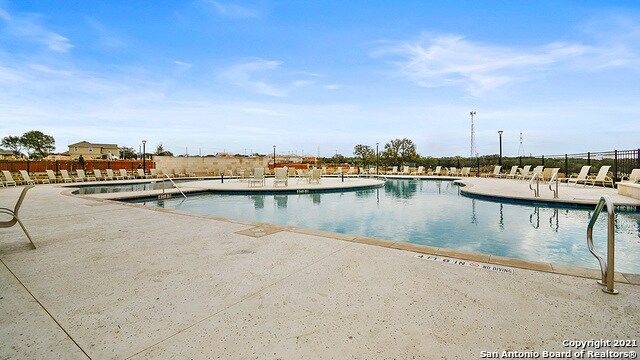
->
xmin=470 ymin=111 xmax=476 ymax=158
xmin=272 ymin=145 xmax=276 ymax=173
xmin=498 ymin=131 xmax=503 ymax=166
xmin=142 ymin=140 xmax=147 ymax=172
xmin=376 ymin=142 xmax=379 ymax=175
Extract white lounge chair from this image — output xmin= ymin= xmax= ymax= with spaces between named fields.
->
xmin=296 ymin=169 xmax=309 ymax=183
xmin=499 ymin=166 xmax=518 ymax=179
xmin=0 ymin=185 xmax=36 ymax=249
xmin=398 ymin=166 xmax=410 ymax=175
xmin=150 ymin=169 xmax=161 ymax=178
xmin=19 ymin=170 xmax=36 ymax=185
xmin=388 ymin=166 xmax=398 ymax=174
xmin=427 ymin=166 xmax=442 ymax=176
xmin=517 ymin=165 xmax=532 ymax=180
xmin=448 ymin=167 xmax=460 ymax=176
xmin=60 ymin=170 xmax=76 ymax=183
xmin=334 ymin=167 xmax=343 ymax=176
xmin=273 ymin=167 xmax=288 ymax=187
xmin=410 ymin=166 xmax=424 ymax=175
xmin=528 ymin=166 xmax=544 ymax=180
xmin=565 ymin=165 xmax=591 ymax=186
xmin=248 ymin=167 xmax=265 ymax=187
xmin=482 ymin=166 xmax=501 ymax=178
xmin=622 ymin=169 xmax=640 ymax=183
xmin=120 ymin=169 xmax=135 ymax=180
xmin=46 ymin=170 xmax=59 ymax=183
xmin=93 ymin=169 xmax=105 ymax=181
xmin=587 ymin=165 xmax=614 ymax=188
xmin=309 ymin=168 xmax=322 ymax=184
xmin=2 ymin=170 xmax=18 ymax=186
xmin=77 ymin=169 xmax=96 ymax=181
xmin=137 ymin=168 xmax=152 ymax=179
xmin=460 ymin=167 xmax=471 ymax=177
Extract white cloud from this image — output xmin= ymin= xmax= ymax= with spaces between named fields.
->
xmin=0 ymin=8 xmax=73 ymax=52
xmin=204 ymin=0 xmax=259 ymax=18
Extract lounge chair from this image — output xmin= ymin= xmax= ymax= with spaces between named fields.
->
xmin=334 ymin=167 xmax=343 ymax=176
xmin=2 ymin=170 xmax=18 ymax=186
xmin=448 ymin=167 xmax=460 ymax=176
xmin=622 ymin=169 xmax=640 ymax=183
xmin=120 ymin=169 xmax=135 ymax=180
xmin=273 ymin=167 xmax=288 ymax=187
xmin=248 ymin=167 xmax=265 ymax=187
xmin=427 ymin=166 xmax=442 ymax=176
xmin=522 ymin=166 xmax=543 ymax=180
xmin=309 ymin=168 xmax=322 ymax=184
xmin=587 ymin=165 xmax=614 ymax=188
xmin=60 ymin=170 xmax=76 ymax=183
xmin=347 ymin=166 xmax=357 ymax=177
xmin=565 ymin=165 xmax=591 ymax=186
xmin=499 ymin=166 xmax=518 ymax=179
xmin=460 ymin=167 xmax=471 ymax=177
xmin=137 ymin=168 xmax=152 ymax=179
xmin=517 ymin=165 xmax=532 ymax=180
xmin=19 ymin=170 xmax=37 ymax=185
xmin=174 ymin=168 xmax=186 ymax=178
xmin=76 ymin=169 xmax=95 ymax=182
xmin=481 ymin=166 xmax=501 ymax=178
xmin=93 ymin=169 xmax=105 ymax=181
xmin=0 ymin=185 xmax=36 ymax=249
xmin=398 ymin=166 xmax=410 ymax=175
xmin=150 ymin=168 xmax=161 ymax=178
xmin=296 ymin=169 xmax=309 ymax=183
xmin=410 ymin=166 xmax=424 ymax=175
xmin=46 ymin=170 xmax=59 ymax=183
xmin=389 ymin=166 xmax=398 ymax=174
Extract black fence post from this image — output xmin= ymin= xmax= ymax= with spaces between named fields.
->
xmin=27 ymin=158 xmax=30 ymax=172
xmin=564 ymin=154 xmax=568 ymax=178
xmin=55 ymin=160 xmax=59 ymax=174
xmin=614 ymin=150 xmax=618 ymax=186
xmin=637 ymin=148 xmax=640 ymax=168
xmin=519 ymin=156 xmax=522 ymax=167
xmin=542 ymin=155 xmax=545 ymax=166
xmin=476 ymin=157 xmax=480 ymax=177
xmin=587 ymin=152 xmax=591 ymax=165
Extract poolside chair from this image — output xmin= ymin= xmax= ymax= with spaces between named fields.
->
xmin=248 ymin=167 xmax=265 ymax=187
xmin=309 ymin=168 xmax=322 ymax=184
xmin=448 ymin=167 xmax=460 ymax=176
xmin=587 ymin=165 xmax=614 ymax=188
xmin=427 ymin=166 xmax=442 ymax=176
xmin=150 ymin=168 xmax=161 ymax=178
xmin=410 ymin=166 xmax=424 ymax=175
xmin=103 ymin=169 xmax=114 ymax=180
xmin=389 ymin=166 xmax=398 ymax=175
xmin=334 ymin=167 xmax=343 ymax=176
xmin=522 ymin=166 xmax=543 ymax=180
xmin=93 ymin=169 xmax=105 ymax=181
xmin=399 ymin=166 xmax=409 ymax=175
xmin=76 ymin=169 xmax=94 ymax=182
xmin=174 ymin=168 xmax=186 ymax=178
xmin=137 ymin=168 xmax=152 ymax=179
xmin=565 ymin=165 xmax=591 ymax=186
xmin=481 ymin=166 xmax=501 ymax=178
xmin=46 ymin=170 xmax=59 ymax=183
xmin=622 ymin=169 xmax=640 ymax=183
xmin=19 ymin=170 xmax=37 ymax=185
xmin=59 ymin=170 xmax=75 ymax=183
xmin=0 ymin=185 xmax=36 ymax=249
xmin=273 ymin=167 xmax=288 ymax=187
xmin=321 ymin=167 xmax=327 ymax=175
xmin=460 ymin=167 xmax=471 ymax=177
xmin=499 ymin=166 xmax=518 ymax=179
xmin=347 ymin=166 xmax=357 ymax=177
xmin=296 ymin=169 xmax=309 ymax=183
xmin=2 ymin=171 xmax=18 ymax=186
xmin=120 ymin=169 xmax=135 ymax=180
xmin=517 ymin=165 xmax=532 ymax=180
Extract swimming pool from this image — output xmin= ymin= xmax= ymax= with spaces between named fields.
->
xmin=134 ymin=179 xmax=640 ymax=273
xmin=72 ymin=178 xmax=197 ymax=194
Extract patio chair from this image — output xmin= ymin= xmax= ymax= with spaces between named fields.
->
xmin=410 ymin=166 xmax=424 ymax=175
xmin=622 ymin=169 xmax=640 ymax=183
xmin=273 ymin=167 xmax=288 ymax=187
xmin=587 ymin=165 xmax=614 ymax=188
xmin=150 ymin=168 xmax=161 ymax=178
xmin=2 ymin=170 xmax=18 ymax=186
xmin=399 ymin=166 xmax=410 ymax=175
xmin=137 ymin=168 xmax=152 ymax=179
xmin=46 ymin=170 xmax=59 ymax=183
xmin=76 ymin=169 xmax=94 ymax=182
xmin=347 ymin=166 xmax=357 ymax=177
xmin=427 ymin=166 xmax=442 ymax=176
xmin=334 ymin=167 xmax=343 ymax=176
xmin=248 ymin=167 xmax=265 ymax=187
xmin=119 ymin=169 xmax=135 ymax=180
xmin=309 ymin=168 xmax=322 ymax=184
xmin=296 ymin=169 xmax=309 ymax=183
xmin=174 ymin=168 xmax=186 ymax=178
xmin=59 ymin=170 xmax=76 ymax=183
xmin=481 ymin=165 xmax=501 ymax=178
xmin=499 ymin=166 xmax=518 ymax=179
xmin=523 ymin=166 xmax=543 ymax=180
xmin=0 ymin=185 xmax=36 ymax=249
xmin=565 ymin=165 xmax=591 ymax=186
xmin=93 ymin=169 xmax=105 ymax=181
xmin=448 ymin=167 xmax=460 ymax=176
xmin=19 ymin=170 xmax=37 ymax=185
xmin=389 ymin=166 xmax=398 ymax=174
xmin=517 ymin=165 xmax=532 ymax=180
xmin=460 ymin=167 xmax=471 ymax=177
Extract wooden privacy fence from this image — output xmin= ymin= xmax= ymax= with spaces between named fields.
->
xmin=0 ymin=160 xmax=154 ymax=173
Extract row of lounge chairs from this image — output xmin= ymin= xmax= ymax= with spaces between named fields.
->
xmin=0 ymin=168 xmax=152 ymax=187
xmin=481 ymin=165 xmax=639 ymax=188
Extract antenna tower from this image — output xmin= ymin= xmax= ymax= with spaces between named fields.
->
xmin=470 ymin=111 xmax=476 ymax=158
xmin=518 ymin=131 xmax=525 ymax=157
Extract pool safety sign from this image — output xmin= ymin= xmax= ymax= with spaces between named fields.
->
xmin=414 ymin=254 xmax=514 ymax=275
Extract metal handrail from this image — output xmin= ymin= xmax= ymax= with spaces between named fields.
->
xmin=587 ymin=195 xmax=618 ymax=294
xmin=162 ymin=174 xmax=187 ymax=199
xmin=548 ymin=172 xmax=559 ymax=199
xmin=529 ymin=172 xmax=540 ymax=197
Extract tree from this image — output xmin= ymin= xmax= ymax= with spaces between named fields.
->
xmin=382 ymin=138 xmax=418 ymax=165
xmin=21 ymin=130 xmax=55 ymax=158
xmin=353 ymin=144 xmax=375 ymax=166
xmin=154 ymin=142 xmax=173 ymax=156
xmin=119 ymin=146 xmax=137 ymax=159
xmin=1 ymin=135 xmax=25 ymax=158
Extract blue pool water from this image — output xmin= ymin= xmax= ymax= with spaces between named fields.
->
xmin=72 ymin=179 xmax=196 ymax=194
xmin=135 ymin=179 xmax=640 ymax=273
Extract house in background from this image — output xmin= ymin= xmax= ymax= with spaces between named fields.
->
xmin=68 ymin=141 xmax=119 ymax=160
xmin=0 ymin=148 xmax=17 ymax=160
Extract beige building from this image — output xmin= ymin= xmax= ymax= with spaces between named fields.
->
xmin=68 ymin=141 xmax=119 ymax=160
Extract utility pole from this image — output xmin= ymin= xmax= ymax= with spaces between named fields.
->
xmin=470 ymin=111 xmax=477 ymax=158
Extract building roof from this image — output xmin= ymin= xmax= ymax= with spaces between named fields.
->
xmin=0 ymin=148 xmax=14 ymax=155
xmin=69 ymin=141 xmax=118 ymax=148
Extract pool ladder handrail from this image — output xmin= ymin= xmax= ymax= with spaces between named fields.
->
xmin=547 ymin=172 xmax=559 ymax=199
xmin=587 ymin=195 xmax=618 ymax=294
xmin=529 ymin=172 xmax=540 ymax=197
xmin=162 ymin=174 xmax=187 ymax=199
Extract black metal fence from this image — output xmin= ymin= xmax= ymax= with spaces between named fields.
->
xmin=422 ymin=148 xmax=640 ymax=184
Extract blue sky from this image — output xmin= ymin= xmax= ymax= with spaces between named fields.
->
xmin=0 ymin=1 xmax=639 ymax=157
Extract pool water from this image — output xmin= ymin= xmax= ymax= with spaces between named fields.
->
xmin=72 ymin=179 xmax=196 ymax=194
xmin=136 ymin=179 xmax=640 ymax=274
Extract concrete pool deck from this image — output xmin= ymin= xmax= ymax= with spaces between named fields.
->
xmin=1 ymin=178 xmax=639 ymax=358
